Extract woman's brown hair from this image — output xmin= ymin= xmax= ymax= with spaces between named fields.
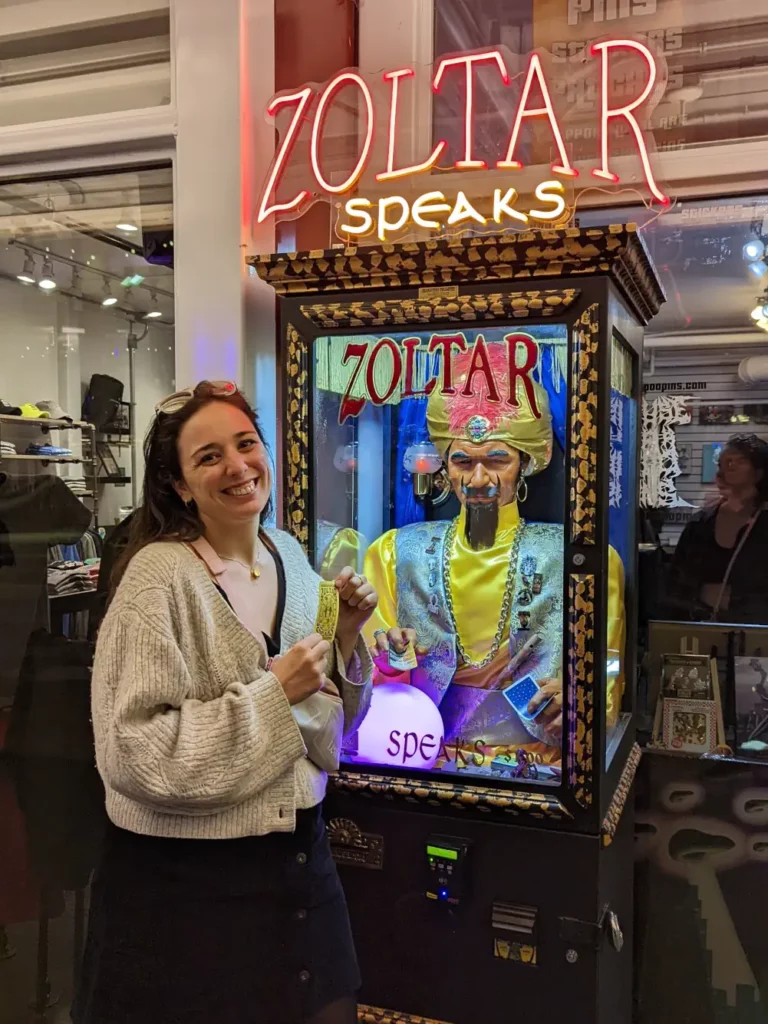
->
xmin=111 ymin=382 xmax=273 ymax=593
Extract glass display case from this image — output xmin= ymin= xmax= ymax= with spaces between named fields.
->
xmin=252 ymin=224 xmax=664 ymax=1024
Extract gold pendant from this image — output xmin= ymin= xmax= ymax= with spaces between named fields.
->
xmin=250 ymin=566 xmax=261 ymax=580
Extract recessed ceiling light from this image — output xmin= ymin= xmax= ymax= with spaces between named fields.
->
xmin=116 ymin=222 xmax=138 ymax=233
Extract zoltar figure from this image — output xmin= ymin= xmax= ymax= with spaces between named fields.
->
xmin=363 ymin=344 xmax=625 ymax=770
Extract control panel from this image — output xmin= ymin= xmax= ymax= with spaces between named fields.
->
xmin=425 ymin=835 xmax=471 ymax=905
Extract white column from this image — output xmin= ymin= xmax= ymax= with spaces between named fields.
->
xmin=171 ymin=0 xmax=275 ymax=390
xmin=241 ymin=0 xmax=277 ymax=511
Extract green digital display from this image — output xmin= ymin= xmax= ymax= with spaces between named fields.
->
xmin=427 ymin=845 xmax=458 ymax=861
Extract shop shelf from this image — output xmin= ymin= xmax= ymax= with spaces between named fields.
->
xmin=0 ymin=453 xmax=85 ymax=464
xmin=0 ymin=413 xmax=89 ymax=430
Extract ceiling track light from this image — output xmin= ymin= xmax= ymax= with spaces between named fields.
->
xmin=143 ymin=292 xmax=162 ymax=320
xmin=116 ymin=208 xmax=139 ymax=233
xmin=38 ymin=255 xmax=56 ymax=291
xmin=101 ymin=278 xmax=118 ymax=307
xmin=17 ymin=250 xmax=36 ymax=285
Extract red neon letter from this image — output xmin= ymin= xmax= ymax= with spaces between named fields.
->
xmin=310 ymin=72 xmax=374 ymax=194
xmin=433 ymin=50 xmax=510 ymax=170
xmin=505 ymin=334 xmax=541 ymax=417
xmin=366 ymin=338 xmax=402 ymax=405
xmin=402 ymin=337 xmax=426 ymax=397
xmin=377 ymin=69 xmax=447 ymax=182
xmin=257 ymin=87 xmax=313 ymax=223
xmin=497 ymin=53 xmax=577 ymax=178
xmin=590 ymin=39 xmax=669 ymax=206
xmin=461 ymin=336 xmax=501 ymax=403
xmin=427 ymin=334 xmax=468 ymax=395
xmin=339 ymin=342 xmax=369 ymax=423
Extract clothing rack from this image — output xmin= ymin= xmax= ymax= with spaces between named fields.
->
xmin=48 ymin=528 xmax=103 ymax=639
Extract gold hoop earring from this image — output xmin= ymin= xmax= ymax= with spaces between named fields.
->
xmin=516 ymin=478 xmax=528 ymax=503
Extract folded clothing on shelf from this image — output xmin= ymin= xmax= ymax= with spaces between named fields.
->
xmin=0 ymin=441 xmax=17 ymax=455
xmin=36 ymin=400 xmax=73 ymax=422
xmin=19 ymin=404 xmax=48 ymax=419
xmin=47 ymin=560 xmax=98 ymax=597
xmin=65 ymin=477 xmax=89 ymax=495
xmin=26 ymin=443 xmax=73 ymax=457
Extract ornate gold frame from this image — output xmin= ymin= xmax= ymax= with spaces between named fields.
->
xmin=298 ymin=288 xmax=580 ymax=330
xmin=330 ymin=771 xmax=573 ymax=821
xmin=601 ymin=743 xmax=642 ymax=846
xmin=570 ymin=303 xmax=599 ymax=545
xmin=568 ymin=574 xmax=596 ymax=809
xmin=250 ymin=224 xmax=664 ymax=326
xmin=284 ymin=324 xmax=310 ymax=547
xmin=358 ymin=1006 xmax=453 ymax=1024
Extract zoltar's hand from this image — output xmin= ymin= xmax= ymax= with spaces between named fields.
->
xmin=335 ymin=567 xmax=378 ymax=664
xmin=371 ymin=627 xmax=429 ymax=680
xmin=527 ymin=678 xmax=563 ymax=744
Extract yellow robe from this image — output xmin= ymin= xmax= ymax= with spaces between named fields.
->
xmin=318 ymin=526 xmax=365 ymax=581
xmin=363 ymin=502 xmax=626 ymax=762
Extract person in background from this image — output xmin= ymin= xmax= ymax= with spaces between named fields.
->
xmin=667 ymin=433 xmax=768 ymax=623
xmin=74 ymin=381 xmax=375 ymax=1024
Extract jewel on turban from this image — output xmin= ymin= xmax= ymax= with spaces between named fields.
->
xmin=426 ymin=339 xmax=553 ymax=475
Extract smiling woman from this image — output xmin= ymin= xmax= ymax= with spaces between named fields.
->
xmin=75 ymin=381 xmax=377 ymax=1024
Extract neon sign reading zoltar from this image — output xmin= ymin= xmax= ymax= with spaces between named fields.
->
xmin=339 ymin=332 xmax=541 ymax=425
xmin=257 ymin=39 xmax=669 ymax=230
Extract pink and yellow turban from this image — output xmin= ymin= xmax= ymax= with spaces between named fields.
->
xmin=426 ymin=342 xmax=553 ymax=475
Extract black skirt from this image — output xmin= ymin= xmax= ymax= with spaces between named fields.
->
xmin=72 ymin=805 xmax=360 ymax=1024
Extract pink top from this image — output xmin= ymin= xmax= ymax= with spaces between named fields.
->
xmin=188 ymin=536 xmax=276 ymax=656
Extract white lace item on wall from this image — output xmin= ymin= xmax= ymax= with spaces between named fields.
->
xmin=641 ymin=394 xmax=695 ymax=509
xmin=609 ymin=393 xmax=624 ymax=509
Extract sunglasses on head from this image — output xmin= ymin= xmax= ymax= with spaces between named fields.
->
xmin=155 ymin=381 xmax=238 ymax=416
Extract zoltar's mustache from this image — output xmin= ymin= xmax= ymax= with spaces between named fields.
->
xmin=461 ymin=482 xmax=500 ymax=502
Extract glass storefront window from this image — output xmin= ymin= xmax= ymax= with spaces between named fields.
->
xmin=579 ymin=194 xmax=768 ymax=337
xmin=433 ymin=0 xmax=768 ymax=160
xmin=574 ymin=197 xmax=768 ymax=765
xmin=313 ymin=324 xmax=569 ymax=784
xmin=0 ymin=161 xmax=174 ymax=1021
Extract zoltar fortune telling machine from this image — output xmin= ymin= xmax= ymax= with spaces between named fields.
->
xmin=251 ymin=224 xmax=664 ymax=1024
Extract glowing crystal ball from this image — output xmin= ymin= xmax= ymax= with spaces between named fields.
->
xmin=356 ymin=683 xmax=444 ymax=770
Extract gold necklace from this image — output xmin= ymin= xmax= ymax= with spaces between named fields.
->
xmin=219 ymin=539 xmax=263 ymax=580
xmin=442 ymin=518 xmax=523 ymax=669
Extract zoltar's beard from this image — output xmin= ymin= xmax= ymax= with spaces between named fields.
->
xmin=461 ymin=483 xmax=500 ymax=551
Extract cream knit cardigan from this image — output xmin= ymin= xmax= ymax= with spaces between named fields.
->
xmin=92 ymin=530 xmax=372 ymax=839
